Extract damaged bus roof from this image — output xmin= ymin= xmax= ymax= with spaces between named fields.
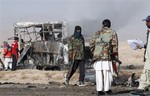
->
xmin=13 ymin=21 xmax=66 ymax=28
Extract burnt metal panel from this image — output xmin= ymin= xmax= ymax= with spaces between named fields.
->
xmin=32 ymin=41 xmax=62 ymax=54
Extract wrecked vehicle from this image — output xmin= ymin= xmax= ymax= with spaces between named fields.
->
xmin=13 ymin=21 xmax=69 ymax=70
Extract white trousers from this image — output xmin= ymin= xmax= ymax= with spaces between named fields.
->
xmin=94 ymin=61 xmax=113 ymax=91
xmin=4 ymin=58 xmax=12 ymax=69
xmin=138 ymin=32 xmax=150 ymax=90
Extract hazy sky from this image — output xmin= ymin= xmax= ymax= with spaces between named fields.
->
xmin=0 ymin=0 xmax=150 ymax=44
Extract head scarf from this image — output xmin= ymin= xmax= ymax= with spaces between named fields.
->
xmin=73 ymin=26 xmax=82 ymax=38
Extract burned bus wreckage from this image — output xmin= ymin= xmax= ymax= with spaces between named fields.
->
xmin=13 ymin=21 xmax=69 ymax=70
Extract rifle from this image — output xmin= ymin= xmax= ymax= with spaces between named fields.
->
xmin=109 ymin=40 xmax=122 ymax=77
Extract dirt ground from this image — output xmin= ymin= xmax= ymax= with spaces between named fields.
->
xmin=0 ymin=66 xmax=150 ymax=96
xmin=0 ymin=80 xmax=150 ymax=96
xmin=0 ymin=83 xmax=137 ymax=96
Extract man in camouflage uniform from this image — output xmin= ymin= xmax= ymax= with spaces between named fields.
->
xmin=131 ymin=16 xmax=150 ymax=95
xmin=90 ymin=19 xmax=118 ymax=95
xmin=65 ymin=26 xmax=85 ymax=86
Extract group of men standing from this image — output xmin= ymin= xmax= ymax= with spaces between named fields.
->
xmin=2 ymin=37 xmax=19 ymax=71
xmin=65 ymin=15 xmax=150 ymax=96
xmin=65 ymin=19 xmax=118 ymax=95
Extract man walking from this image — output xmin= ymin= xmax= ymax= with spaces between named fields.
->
xmin=131 ymin=16 xmax=150 ymax=95
xmin=65 ymin=26 xmax=85 ymax=86
xmin=90 ymin=19 xmax=118 ymax=95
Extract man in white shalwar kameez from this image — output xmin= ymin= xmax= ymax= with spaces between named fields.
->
xmin=131 ymin=16 xmax=150 ymax=95
xmin=90 ymin=19 xmax=118 ymax=96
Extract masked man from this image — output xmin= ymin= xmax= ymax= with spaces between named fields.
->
xmin=65 ymin=26 xmax=85 ymax=86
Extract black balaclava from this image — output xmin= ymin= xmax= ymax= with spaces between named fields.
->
xmin=74 ymin=26 xmax=82 ymax=38
xmin=102 ymin=19 xmax=111 ymax=28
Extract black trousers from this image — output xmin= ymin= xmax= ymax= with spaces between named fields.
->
xmin=67 ymin=60 xmax=85 ymax=82
xmin=12 ymin=54 xmax=17 ymax=71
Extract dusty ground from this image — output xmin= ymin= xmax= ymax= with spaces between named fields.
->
xmin=0 ymin=67 xmax=148 ymax=96
xmin=0 ymin=41 xmax=150 ymax=96
xmin=0 ymin=83 xmax=141 ymax=96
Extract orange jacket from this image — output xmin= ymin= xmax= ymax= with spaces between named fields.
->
xmin=3 ymin=44 xmax=12 ymax=58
